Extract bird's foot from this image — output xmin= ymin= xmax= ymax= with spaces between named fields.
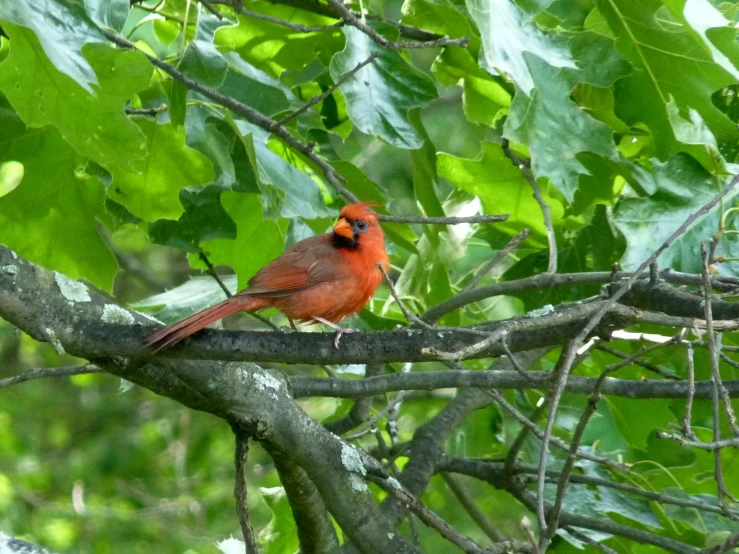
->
xmin=312 ymin=316 xmax=355 ymax=349
xmin=279 ymin=319 xmax=298 ymax=333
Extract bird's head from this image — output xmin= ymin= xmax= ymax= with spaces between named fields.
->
xmin=332 ymin=202 xmax=383 ymax=250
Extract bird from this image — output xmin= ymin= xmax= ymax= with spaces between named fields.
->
xmin=145 ymin=202 xmax=389 ymax=351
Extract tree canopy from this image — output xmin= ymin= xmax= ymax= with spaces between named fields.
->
xmin=2 ymin=0 xmax=739 ymax=553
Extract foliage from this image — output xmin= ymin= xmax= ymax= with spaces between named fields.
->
xmin=2 ymin=0 xmax=739 ymax=553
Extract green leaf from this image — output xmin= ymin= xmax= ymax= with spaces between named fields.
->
xmin=466 ymin=0 xmax=576 ymax=93
xmin=438 ymin=142 xmax=564 ymax=243
xmin=663 ymin=0 xmax=739 ymax=79
xmin=109 ymin=118 xmax=215 ymax=221
xmin=234 ymin=121 xmax=333 ymax=220
xmin=613 ymin=154 xmax=739 ymax=275
xmin=431 ymin=48 xmax=511 ymax=127
xmin=0 ymin=28 xmax=152 ymax=175
xmin=0 ymin=118 xmax=117 ymax=289
xmin=258 ymin=486 xmax=300 ymax=554
xmin=329 ymin=27 xmax=438 ymax=149
xmin=592 ymin=0 xmax=739 ymax=157
xmin=605 ymin=396 xmax=675 ymax=452
xmin=409 ymin=110 xmax=444 ymax=219
xmin=134 ymin=275 xmax=236 ymax=323
xmin=667 ymin=98 xmax=726 ymax=173
xmin=152 ymin=19 xmax=180 ymax=46
xmin=216 ymin=4 xmax=343 ymax=77
xmin=185 ymin=106 xmax=237 ymax=189
xmin=551 ymin=460 xmax=662 ymax=529
xmin=330 ymin=160 xmax=386 ymax=204
xmin=84 ymin=0 xmax=129 ymax=31
xmin=563 ymin=30 xmax=632 ymax=88
xmin=0 ymin=0 xmax=106 ymax=91
xmin=504 ymin=55 xmax=620 ymax=203
xmin=401 ymin=0 xmax=479 ymax=47
xmin=0 ymin=161 xmax=23 ymax=198
xmin=148 ymin=185 xmax=237 ymax=251
xmin=179 ymin=39 xmax=228 ymax=88
xmin=216 ymin=69 xmax=291 ymax=118
xmin=199 ymin=192 xmax=286 ymax=291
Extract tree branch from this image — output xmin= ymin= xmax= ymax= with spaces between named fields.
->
xmin=265 ymin=446 xmax=340 ymax=553
xmin=233 ymin=432 xmax=258 ymax=553
xmin=0 ymin=365 xmax=104 ymax=390
xmin=501 ymin=139 xmax=557 ymax=273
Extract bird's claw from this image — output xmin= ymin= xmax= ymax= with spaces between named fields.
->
xmin=312 ymin=315 xmax=355 ymax=349
xmin=333 ymin=328 xmax=356 ymax=349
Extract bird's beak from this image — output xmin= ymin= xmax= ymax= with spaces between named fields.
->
xmin=333 ymin=217 xmax=354 ymax=239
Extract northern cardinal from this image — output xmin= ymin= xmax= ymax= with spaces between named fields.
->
xmin=145 ymin=202 xmax=389 ymax=351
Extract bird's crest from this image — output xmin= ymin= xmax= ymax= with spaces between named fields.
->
xmin=339 ymin=202 xmax=381 ymax=221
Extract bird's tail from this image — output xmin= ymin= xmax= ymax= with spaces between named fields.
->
xmin=145 ymin=296 xmax=265 ymax=352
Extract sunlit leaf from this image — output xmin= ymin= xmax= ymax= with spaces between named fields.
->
xmin=329 ymin=27 xmax=438 ymax=149
xmin=0 ymin=0 xmax=106 ymax=91
xmin=109 ymin=118 xmax=215 ymax=221
xmin=0 ymin=112 xmax=117 ymax=289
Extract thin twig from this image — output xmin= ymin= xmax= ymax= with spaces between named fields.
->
xmin=214 ymin=0 xmax=343 ymax=31
xmin=702 ymin=244 xmax=737 ymax=506
xmin=683 ymin=343 xmax=698 ymax=440
xmin=655 ymin=432 xmax=739 ymax=451
xmin=198 ymin=0 xmax=224 ymax=19
xmin=276 ymin=52 xmax=380 ymax=127
xmin=507 ymin=487 xmax=701 ymax=554
xmin=198 ymin=250 xmax=280 ymax=331
xmin=504 ymin=400 xmax=548 ymax=475
xmin=484 ymin=389 xmax=628 ymax=471
xmin=343 ymin=391 xmax=409 ymax=440
xmin=543 ymin=362 xmax=620 ymax=546
xmin=441 ymin=472 xmax=505 ymax=543
xmin=234 ymin=432 xmax=258 ymax=554
xmin=377 ymin=263 xmax=432 ymax=329
xmin=125 ymin=104 xmax=168 ymax=116
xmin=0 ymin=365 xmax=104 ymax=390
xmin=324 ymin=0 xmax=468 ymax=49
xmin=500 ymin=340 xmax=547 ymax=384
xmin=428 ymin=326 xmax=510 ymax=362
xmin=440 ymin=457 xmax=739 ymax=520
xmin=595 ymin=344 xmax=679 ymax=380
xmin=379 ymin=214 xmax=508 ymax=225
xmin=367 ymin=475 xmax=485 ymax=554
xmin=199 ymin=251 xmax=234 ymax=298
xmin=265 ymin=0 xmax=446 ymax=41
xmin=702 ymin=243 xmax=739 ymax=436
xmin=565 ymin=527 xmax=619 ymax=554
xmin=501 ymin=140 xmax=556 ymax=273
xmin=534 ymin=174 xmax=739 ymax=541
xmin=463 ymin=228 xmax=530 ymax=292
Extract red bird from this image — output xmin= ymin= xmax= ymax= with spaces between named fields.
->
xmin=145 ymin=202 xmax=389 ymax=351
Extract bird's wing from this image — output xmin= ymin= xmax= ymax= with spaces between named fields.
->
xmin=237 ymin=235 xmax=350 ymax=298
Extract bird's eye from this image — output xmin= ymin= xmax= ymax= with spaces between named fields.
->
xmin=355 ymin=220 xmax=368 ymax=233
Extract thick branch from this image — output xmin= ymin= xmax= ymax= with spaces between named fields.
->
xmin=420 ymin=270 xmax=739 ymax=323
xmin=291 ymin=371 xmax=739 ymax=399
xmin=0 ymin=247 xmax=417 ymax=553
xmin=5 ymin=245 xmax=739 ymax=374
xmin=266 ymin=446 xmax=340 ymax=553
